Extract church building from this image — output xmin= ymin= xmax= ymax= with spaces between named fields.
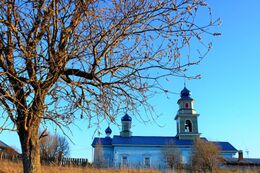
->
xmin=92 ymin=87 xmax=237 ymax=169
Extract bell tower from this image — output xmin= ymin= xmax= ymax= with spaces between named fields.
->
xmin=175 ymin=87 xmax=200 ymax=140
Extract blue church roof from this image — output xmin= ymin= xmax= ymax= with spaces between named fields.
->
xmin=112 ymin=136 xmax=193 ymax=146
xmin=92 ymin=136 xmax=237 ymax=152
xmin=105 ymin=126 xmax=112 ymax=135
xmin=179 ymin=87 xmax=193 ymax=100
xmin=121 ymin=114 xmax=132 ymax=121
xmin=213 ymin=141 xmax=238 ymax=151
xmin=92 ymin=137 xmax=112 ymax=146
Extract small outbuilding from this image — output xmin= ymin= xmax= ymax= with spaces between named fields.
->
xmin=0 ymin=140 xmax=20 ymax=160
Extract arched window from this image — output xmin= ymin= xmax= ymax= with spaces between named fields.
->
xmin=185 ymin=120 xmax=192 ymax=132
xmin=185 ymin=103 xmax=189 ymax=108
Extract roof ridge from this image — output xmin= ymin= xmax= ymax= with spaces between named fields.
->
xmin=0 ymin=140 xmax=10 ymax=148
xmin=113 ymin=135 xmax=177 ymax=138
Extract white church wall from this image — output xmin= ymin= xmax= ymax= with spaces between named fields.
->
xmin=221 ymin=152 xmax=236 ymax=158
xmin=94 ymin=146 xmax=114 ymax=167
xmin=179 ymin=147 xmax=192 ymax=164
xmin=113 ymin=146 xmax=167 ymax=169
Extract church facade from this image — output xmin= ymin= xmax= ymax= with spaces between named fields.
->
xmin=92 ymin=87 xmax=237 ymax=169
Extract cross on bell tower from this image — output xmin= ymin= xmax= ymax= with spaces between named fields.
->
xmin=175 ymin=87 xmax=200 ymax=140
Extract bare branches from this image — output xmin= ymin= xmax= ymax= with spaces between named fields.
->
xmin=0 ymin=0 xmax=219 ymax=156
xmin=0 ymin=1 xmax=220 ymax=171
xmin=191 ymin=138 xmax=221 ymax=172
xmin=162 ymin=141 xmax=182 ymax=170
xmin=63 ymin=68 xmax=94 ymax=80
xmin=39 ymin=131 xmax=70 ymax=161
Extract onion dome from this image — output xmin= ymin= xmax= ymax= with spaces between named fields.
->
xmin=180 ymin=87 xmax=191 ymax=98
xmin=121 ymin=113 xmax=132 ymax=121
xmin=105 ymin=126 xmax=112 ymax=136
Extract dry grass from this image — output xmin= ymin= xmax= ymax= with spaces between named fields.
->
xmin=0 ymin=160 xmax=160 ymax=173
xmin=215 ymin=170 xmax=259 ymax=173
xmin=0 ymin=160 xmax=259 ymax=173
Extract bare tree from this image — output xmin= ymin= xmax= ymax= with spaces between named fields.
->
xmin=39 ymin=131 xmax=70 ymax=163
xmin=57 ymin=135 xmax=70 ymax=158
xmin=0 ymin=0 xmax=219 ymax=172
xmin=162 ymin=141 xmax=182 ymax=170
xmin=40 ymin=133 xmax=58 ymax=162
xmin=191 ymin=138 xmax=221 ymax=173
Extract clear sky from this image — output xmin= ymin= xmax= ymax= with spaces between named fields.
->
xmin=0 ymin=0 xmax=260 ymax=161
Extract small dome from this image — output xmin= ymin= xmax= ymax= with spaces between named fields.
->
xmin=121 ymin=113 xmax=132 ymax=121
xmin=181 ymin=87 xmax=191 ymax=98
xmin=105 ymin=126 xmax=112 ymax=135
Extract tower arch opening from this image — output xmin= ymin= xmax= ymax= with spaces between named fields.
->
xmin=185 ymin=120 xmax=192 ymax=132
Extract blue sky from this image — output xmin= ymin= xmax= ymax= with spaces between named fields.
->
xmin=1 ymin=0 xmax=260 ymax=161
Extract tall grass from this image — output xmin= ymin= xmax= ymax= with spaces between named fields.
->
xmin=0 ymin=160 xmax=160 ymax=173
xmin=0 ymin=160 xmax=259 ymax=173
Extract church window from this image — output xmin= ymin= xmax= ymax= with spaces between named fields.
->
xmin=122 ymin=156 xmax=128 ymax=167
xmin=185 ymin=120 xmax=192 ymax=132
xmin=144 ymin=157 xmax=150 ymax=167
xmin=185 ymin=103 xmax=189 ymax=108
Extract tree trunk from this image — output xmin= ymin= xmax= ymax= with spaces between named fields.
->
xmin=18 ymin=122 xmax=41 ymax=173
